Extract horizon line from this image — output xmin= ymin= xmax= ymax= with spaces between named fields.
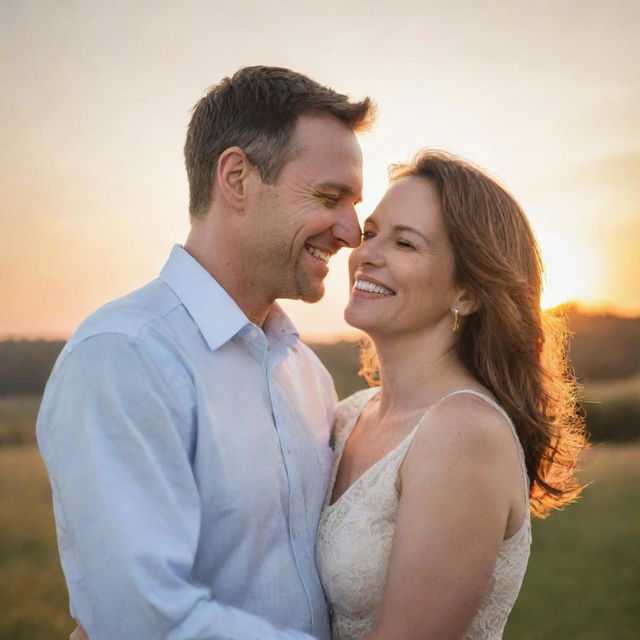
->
xmin=2 ymin=302 xmax=639 ymax=344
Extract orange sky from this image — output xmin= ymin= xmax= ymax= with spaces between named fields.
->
xmin=1 ymin=0 xmax=639 ymax=340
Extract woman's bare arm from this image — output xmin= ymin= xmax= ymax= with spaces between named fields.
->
xmin=365 ymin=395 xmax=524 ymax=640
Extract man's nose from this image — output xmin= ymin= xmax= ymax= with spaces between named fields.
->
xmin=333 ymin=205 xmax=362 ymax=248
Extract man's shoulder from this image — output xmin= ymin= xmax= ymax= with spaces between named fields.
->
xmin=65 ymin=278 xmax=183 ymax=355
xmin=291 ymin=341 xmax=333 ymax=379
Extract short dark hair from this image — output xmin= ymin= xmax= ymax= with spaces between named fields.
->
xmin=184 ymin=66 xmax=374 ymax=218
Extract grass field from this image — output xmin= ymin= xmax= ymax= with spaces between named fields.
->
xmin=1 ymin=396 xmax=638 ymax=639
xmin=504 ymin=444 xmax=640 ymax=639
xmin=0 ymin=444 xmax=73 ymax=639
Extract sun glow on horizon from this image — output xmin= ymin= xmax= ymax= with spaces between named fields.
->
xmin=538 ymin=233 xmax=603 ymax=312
xmin=1 ymin=1 xmax=638 ymax=340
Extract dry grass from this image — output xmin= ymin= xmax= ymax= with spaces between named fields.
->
xmin=0 ymin=446 xmax=73 ymax=639
xmin=1 ymin=395 xmax=638 ymax=639
xmin=0 ymin=395 xmax=41 ymax=446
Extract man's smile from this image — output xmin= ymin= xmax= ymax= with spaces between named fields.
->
xmin=304 ymin=244 xmax=331 ymax=264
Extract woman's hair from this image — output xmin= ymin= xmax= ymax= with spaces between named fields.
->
xmin=359 ymin=149 xmax=588 ymax=518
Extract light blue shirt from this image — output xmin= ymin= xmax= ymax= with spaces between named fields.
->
xmin=37 ymin=245 xmax=337 ymax=640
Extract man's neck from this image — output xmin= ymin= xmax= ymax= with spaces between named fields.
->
xmin=184 ymin=223 xmax=274 ymax=327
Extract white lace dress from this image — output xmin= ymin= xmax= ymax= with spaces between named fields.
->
xmin=316 ymin=387 xmax=531 ymax=640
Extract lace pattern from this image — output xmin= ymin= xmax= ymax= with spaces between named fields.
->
xmin=315 ymin=388 xmax=531 ymax=640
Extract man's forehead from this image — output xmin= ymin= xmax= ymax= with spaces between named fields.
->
xmin=284 ymin=114 xmax=363 ymax=197
xmin=292 ymin=113 xmax=362 ymax=156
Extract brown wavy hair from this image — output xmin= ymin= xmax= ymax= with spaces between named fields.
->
xmin=359 ymin=150 xmax=588 ymax=518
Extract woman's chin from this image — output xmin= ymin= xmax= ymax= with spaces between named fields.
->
xmin=344 ymin=306 xmax=379 ymax=334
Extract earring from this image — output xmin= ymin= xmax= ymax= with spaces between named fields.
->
xmin=451 ymin=308 xmax=460 ymax=333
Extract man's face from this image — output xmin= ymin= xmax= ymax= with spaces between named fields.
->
xmin=247 ymin=112 xmax=363 ymax=304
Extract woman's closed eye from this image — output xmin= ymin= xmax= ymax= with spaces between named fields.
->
xmin=361 ymin=231 xmax=415 ymax=249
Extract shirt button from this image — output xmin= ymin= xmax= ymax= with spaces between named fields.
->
xmin=250 ymin=328 xmax=258 ymax=337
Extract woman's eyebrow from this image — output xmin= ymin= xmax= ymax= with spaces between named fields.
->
xmin=363 ymin=219 xmax=435 ymax=247
xmin=392 ymin=224 xmax=432 ymax=245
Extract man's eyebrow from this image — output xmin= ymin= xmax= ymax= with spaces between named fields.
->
xmin=316 ymin=182 xmax=362 ymax=204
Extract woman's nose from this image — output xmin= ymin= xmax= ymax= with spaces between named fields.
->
xmin=349 ymin=234 xmax=384 ymax=268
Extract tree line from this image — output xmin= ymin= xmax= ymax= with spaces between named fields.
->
xmin=1 ymin=307 xmax=638 ymax=442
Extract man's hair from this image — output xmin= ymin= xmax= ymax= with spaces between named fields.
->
xmin=184 ymin=66 xmax=374 ymax=218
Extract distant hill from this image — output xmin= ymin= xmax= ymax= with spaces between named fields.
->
xmin=0 ymin=307 xmax=638 ymax=397
xmin=0 ymin=308 xmax=638 ymax=442
xmin=306 ymin=306 xmax=640 ymax=398
xmin=0 ymin=340 xmax=66 ymax=396
xmin=564 ymin=306 xmax=640 ymax=380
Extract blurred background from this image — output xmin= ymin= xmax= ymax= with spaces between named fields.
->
xmin=1 ymin=1 xmax=638 ymax=638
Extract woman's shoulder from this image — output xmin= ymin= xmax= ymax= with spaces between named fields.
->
xmin=336 ymin=385 xmax=379 ymax=412
xmin=332 ymin=386 xmax=379 ymax=438
xmin=395 ymin=390 xmax=524 ymax=524
xmin=409 ymin=390 xmax=518 ymax=470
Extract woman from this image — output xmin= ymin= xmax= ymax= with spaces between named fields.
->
xmin=315 ymin=150 xmax=587 ymax=640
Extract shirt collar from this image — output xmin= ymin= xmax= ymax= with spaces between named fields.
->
xmin=264 ymin=302 xmax=300 ymax=348
xmin=159 ymin=245 xmax=299 ymax=351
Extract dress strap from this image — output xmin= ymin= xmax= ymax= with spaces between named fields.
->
xmin=424 ymin=389 xmax=531 ymax=500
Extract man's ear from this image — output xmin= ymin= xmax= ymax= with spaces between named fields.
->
xmin=213 ymin=147 xmax=254 ymax=210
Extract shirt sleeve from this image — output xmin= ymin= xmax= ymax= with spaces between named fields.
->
xmin=37 ymin=333 xmax=316 ymax=640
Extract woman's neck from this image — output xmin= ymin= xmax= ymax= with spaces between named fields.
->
xmin=371 ymin=329 xmax=476 ymax=418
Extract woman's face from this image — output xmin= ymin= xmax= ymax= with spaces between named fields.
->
xmin=344 ymin=176 xmax=462 ymax=337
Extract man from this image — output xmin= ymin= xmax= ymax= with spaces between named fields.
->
xmin=37 ymin=66 xmax=373 ymax=640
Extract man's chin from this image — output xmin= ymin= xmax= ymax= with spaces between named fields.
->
xmin=295 ymin=278 xmax=325 ymax=304
xmin=299 ymin=287 xmax=324 ymax=304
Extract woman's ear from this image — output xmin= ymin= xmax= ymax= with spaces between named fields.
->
xmin=454 ymin=288 xmax=480 ymax=317
xmin=213 ymin=147 xmax=254 ymax=210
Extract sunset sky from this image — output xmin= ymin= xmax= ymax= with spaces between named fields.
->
xmin=1 ymin=0 xmax=639 ymax=340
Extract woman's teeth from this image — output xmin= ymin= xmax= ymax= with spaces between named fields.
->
xmin=354 ymin=279 xmax=395 ymax=296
